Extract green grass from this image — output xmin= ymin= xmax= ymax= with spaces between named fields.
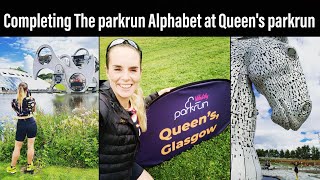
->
xmin=54 ymin=84 xmax=66 ymax=91
xmin=0 ymin=162 xmax=98 ymax=180
xmin=100 ymin=37 xmax=231 ymax=179
xmin=100 ymin=37 xmax=230 ymax=91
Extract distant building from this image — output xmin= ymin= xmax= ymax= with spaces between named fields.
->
xmin=0 ymin=68 xmax=50 ymax=93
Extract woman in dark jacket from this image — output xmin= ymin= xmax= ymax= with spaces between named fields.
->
xmin=99 ymin=38 xmax=172 ymax=180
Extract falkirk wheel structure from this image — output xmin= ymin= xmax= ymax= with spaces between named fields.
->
xmin=33 ymin=44 xmax=99 ymax=93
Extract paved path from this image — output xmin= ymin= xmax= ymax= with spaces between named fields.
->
xmin=262 ymin=169 xmax=320 ymax=180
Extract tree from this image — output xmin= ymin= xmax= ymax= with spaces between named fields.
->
xmin=279 ymin=149 xmax=285 ymax=158
xmin=274 ymin=149 xmax=280 ymax=157
xmin=311 ymin=146 xmax=320 ymax=160
xmin=301 ymin=145 xmax=311 ymax=159
xmin=38 ymin=73 xmax=53 ymax=80
xmin=256 ymin=149 xmax=266 ymax=157
xmin=284 ymin=149 xmax=290 ymax=158
xmin=296 ymin=147 xmax=302 ymax=159
xmin=11 ymin=67 xmax=27 ymax=73
xmin=290 ymin=150 xmax=296 ymax=158
xmin=270 ymin=149 xmax=279 ymax=157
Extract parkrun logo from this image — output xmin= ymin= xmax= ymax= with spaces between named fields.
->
xmin=174 ymin=93 xmax=209 ymax=120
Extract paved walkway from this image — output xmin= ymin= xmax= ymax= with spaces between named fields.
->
xmin=262 ymin=169 xmax=320 ymax=180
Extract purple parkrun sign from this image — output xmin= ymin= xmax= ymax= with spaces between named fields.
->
xmin=136 ymin=79 xmax=231 ymax=167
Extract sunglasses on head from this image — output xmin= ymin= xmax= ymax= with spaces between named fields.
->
xmin=106 ymin=38 xmax=142 ymax=57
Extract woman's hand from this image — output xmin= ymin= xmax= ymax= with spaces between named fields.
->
xmin=158 ymin=87 xmax=175 ymax=96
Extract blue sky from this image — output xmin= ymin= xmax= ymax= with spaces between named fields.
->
xmin=254 ymin=37 xmax=320 ymax=151
xmin=0 ymin=37 xmax=98 ymax=75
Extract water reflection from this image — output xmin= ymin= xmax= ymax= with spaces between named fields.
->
xmin=0 ymin=93 xmax=98 ymax=121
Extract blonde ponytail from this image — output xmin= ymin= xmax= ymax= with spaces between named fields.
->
xmin=17 ymin=86 xmax=26 ymax=108
xmin=130 ymin=85 xmax=147 ymax=132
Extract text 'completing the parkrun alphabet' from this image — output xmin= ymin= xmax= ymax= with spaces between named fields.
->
xmin=2 ymin=13 xmax=316 ymax=32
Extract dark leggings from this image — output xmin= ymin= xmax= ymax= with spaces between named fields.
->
xmin=15 ymin=117 xmax=37 ymax=141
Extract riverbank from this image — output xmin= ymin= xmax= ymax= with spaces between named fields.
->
xmin=0 ymin=89 xmax=65 ymax=94
xmin=262 ymin=169 xmax=320 ymax=180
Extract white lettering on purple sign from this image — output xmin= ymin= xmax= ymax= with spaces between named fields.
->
xmin=174 ymin=93 xmax=209 ymax=120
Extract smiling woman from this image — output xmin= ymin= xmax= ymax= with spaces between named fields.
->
xmin=99 ymin=38 xmax=172 ymax=180
xmin=107 ymin=42 xmax=143 ymax=110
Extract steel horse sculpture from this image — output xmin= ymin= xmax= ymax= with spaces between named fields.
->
xmin=231 ymin=37 xmax=312 ymax=180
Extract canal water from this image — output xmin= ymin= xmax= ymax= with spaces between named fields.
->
xmin=0 ymin=92 xmax=98 ymax=122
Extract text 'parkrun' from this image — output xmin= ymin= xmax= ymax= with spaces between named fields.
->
xmin=2 ymin=13 xmax=316 ymax=32
xmin=159 ymin=110 xmax=220 ymax=156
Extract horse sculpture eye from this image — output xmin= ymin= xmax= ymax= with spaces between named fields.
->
xmin=287 ymin=48 xmax=297 ymax=58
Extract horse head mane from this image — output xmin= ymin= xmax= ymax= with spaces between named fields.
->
xmin=231 ymin=36 xmax=288 ymax=43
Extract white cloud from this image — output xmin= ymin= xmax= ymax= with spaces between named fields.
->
xmin=3 ymin=37 xmax=99 ymax=75
xmin=254 ymin=37 xmax=320 ymax=151
xmin=255 ymin=126 xmax=302 ymax=151
xmin=0 ymin=57 xmax=23 ymax=69
xmin=17 ymin=37 xmax=99 ymax=58
xmin=255 ymin=114 xmax=320 ymax=151
xmin=23 ymin=53 xmax=34 ymax=75
xmin=255 ymin=94 xmax=271 ymax=120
